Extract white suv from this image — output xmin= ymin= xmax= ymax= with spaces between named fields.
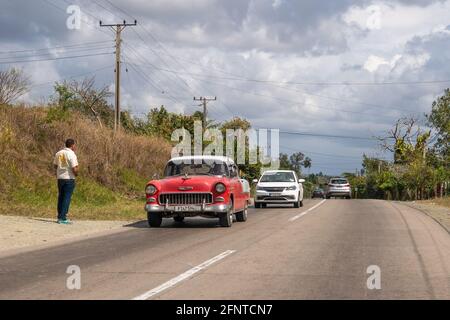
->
xmin=253 ymin=170 xmax=305 ymax=208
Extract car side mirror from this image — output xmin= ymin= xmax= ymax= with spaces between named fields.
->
xmin=298 ymin=179 xmax=305 ymax=183
xmin=252 ymin=179 xmax=258 ymax=184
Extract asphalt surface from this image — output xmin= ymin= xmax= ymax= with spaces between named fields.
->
xmin=0 ymin=199 xmax=449 ymax=300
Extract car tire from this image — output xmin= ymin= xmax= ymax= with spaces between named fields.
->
xmin=294 ymin=200 xmax=300 ymax=208
xmin=236 ymin=203 xmax=248 ymax=222
xmin=262 ymin=203 xmax=267 ymax=208
xmin=300 ymin=200 xmax=304 ymax=207
xmin=219 ymin=201 xmax=233 ymax=227
xmin=254 ymin=202 xmax=261 ymax=209
xmin=326 ymin=195 xmax=331 ymax=199
xmin=173 ymin=216 xmax=184 ymax=222
xmin=148 ymin=212 xmax=162 ymax=228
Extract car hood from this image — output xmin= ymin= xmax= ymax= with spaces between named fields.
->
xmin=153 ymin=175 xmax=226 ymax=193
xmin=257 ymin=182 xmax=298 ymax=188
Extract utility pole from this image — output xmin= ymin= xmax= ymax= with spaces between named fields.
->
xmin=100 ymin=20 xmax=137 ymax=133
xmin=193 ymin=96 xmax=217 ymax=129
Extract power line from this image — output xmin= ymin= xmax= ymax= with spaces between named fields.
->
xmin=0 ymin=52 xmax=114 ymax=65
xmin=275 ymin=129 xmax=380 ymax=141
xmin=0 ymin=41 xmax=113 ymax=55
xmin=0 ymin=45 xmax=114 ymax=61
xmin=30 ymin=65 xmax=114 ymax=88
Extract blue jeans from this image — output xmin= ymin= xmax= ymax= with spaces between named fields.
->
xmin=57 ymin=179 xmax=76 ymax=220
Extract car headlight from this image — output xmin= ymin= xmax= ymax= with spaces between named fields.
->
xmin=146 ymin=184 xmax=157 ymax=195
xmin=286 ymin=186 xmax=297 ymax=191
xmin=215 ymin=183 xmax=226 ymax=193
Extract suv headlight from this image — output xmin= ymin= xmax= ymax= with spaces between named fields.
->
xmin=146 ymin=184 xmax=157 ymax=195
xmin=286 ymin=186 xmax=297 ymax=191
xmin=215 ymin=183 xmax=226 ymax=193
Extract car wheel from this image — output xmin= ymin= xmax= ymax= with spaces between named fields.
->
xmin=300 ymin=200 xmax=304 ymax=207
xmin=294 ymin=200 xmax=300 ymax=208
xmin=173 ymin=216 xmax=184 ymax=222
xmin=148 ymin=212 xmax=162 ymax=228
xmin=236 ymin=203 xmax=248 ymax=222
xmin=262 ymin=203 xmax=267 ymax=208
xmin=326 ymin=195 xmax=331 ymax=199
xmin=219 ymin=201 xmax=233 ymax=227
xmin=254 ymin=202 xmax=261 ymax=209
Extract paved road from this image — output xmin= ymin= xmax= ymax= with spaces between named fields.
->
xmin=0 ymin=199 xmax=449 ymax=300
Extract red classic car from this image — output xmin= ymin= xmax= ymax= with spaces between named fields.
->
xmin=145 ymin=156 xmax=251 ymax=228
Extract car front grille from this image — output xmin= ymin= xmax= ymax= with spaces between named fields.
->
xmin=259 ymin=187 xmax=286 ymax=192
xmin=159 ymin=193 xmax=213 ymax=205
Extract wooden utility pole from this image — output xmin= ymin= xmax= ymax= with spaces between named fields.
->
xmin=100 ymin=20 xmax=137 ymax=133
xmin=193 ymin=96 xmax=217 ymax=129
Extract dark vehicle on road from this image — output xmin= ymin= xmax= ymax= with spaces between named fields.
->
xmin=312 ymin=187 xmax=325 ymax=199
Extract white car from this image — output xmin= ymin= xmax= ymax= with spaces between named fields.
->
xmin=253 ymin=170 xmax=305 ymax=208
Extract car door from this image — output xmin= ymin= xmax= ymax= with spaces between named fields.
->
xmin=229 ymin=164 xmax=244 ymax=211
xmin=295 ymin=172 xmax=304 ymax=201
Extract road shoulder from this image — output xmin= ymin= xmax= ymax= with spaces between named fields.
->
xmin=0 ymin=215 xmax=140 ymax=258
xmin=398 ymin=201 xmax=450 ymax=233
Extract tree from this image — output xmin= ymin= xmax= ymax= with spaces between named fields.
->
xmin=52 ymin=77 xmax=114 ymax=127
xmin=0 ymin=68 xmax=30 ymax=105
xmin=426 ymin=88 xmax=449 ymax=165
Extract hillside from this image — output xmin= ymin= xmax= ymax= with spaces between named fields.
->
xmin=0 ymin=104 xmax=172 ymax=220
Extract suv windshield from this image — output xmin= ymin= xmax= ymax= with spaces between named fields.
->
xmin=165 ymin=160 xmax=229 ymax=177
xmin=260 ymin=172 xmax=296 ymax=183
xmin=330 ymin=179 xmax=348 ymax=185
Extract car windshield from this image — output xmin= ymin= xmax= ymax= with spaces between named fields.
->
xmin=165 ymin=160 xmax=229 ymax=177
xmin=331 ymin=179 xmax=348 ymax=185
xmin=260 ymin=172 xmax=295 ymax=183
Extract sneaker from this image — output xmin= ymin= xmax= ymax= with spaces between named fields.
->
xmin=57 ymin=219 xmax=72 ymax=225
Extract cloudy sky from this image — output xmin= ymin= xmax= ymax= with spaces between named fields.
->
xmin=1 ymin=0 xmax=449 ymax=175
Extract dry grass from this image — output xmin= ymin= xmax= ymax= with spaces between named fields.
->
xmin=417 ymin=197 xmax=450 ymax=209
xmin=0 ymin=104 xmax=172 ymax=220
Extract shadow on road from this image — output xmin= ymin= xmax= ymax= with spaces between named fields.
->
xmin=124 ymin=218 xmax=222 ymax=229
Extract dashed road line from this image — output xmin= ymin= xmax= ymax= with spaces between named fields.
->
xmin=132 ymin=250 xmax=236 ymax=300
xmin=289 ymin=199 xmax=327 ymax=222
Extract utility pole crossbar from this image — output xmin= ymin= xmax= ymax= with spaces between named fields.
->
xmin=193 ymin=96 xmax=217 ymax=129
xmin=100 ymin=20 xmax=137 ymax=133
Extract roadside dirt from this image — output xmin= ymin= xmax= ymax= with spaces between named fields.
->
xmin=0 ymin=215 xmax=136 ymax=253
xmin=403 ymin=201 xmax=450 ymax=233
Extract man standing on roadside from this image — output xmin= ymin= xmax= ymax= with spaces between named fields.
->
xmin=53 ymin=139 xmax=79 ymax=225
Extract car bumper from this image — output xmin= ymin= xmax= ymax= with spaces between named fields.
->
xmin=145 ymin=203 xmax=230 ymax=217
xmin=255 ymin=191 xmax=298 ymax=203
xmin=327 ymin=188 xmax=351 ymax=196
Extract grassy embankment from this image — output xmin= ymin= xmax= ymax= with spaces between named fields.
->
xmin=0 ymin=105 xmax=172 ymax=220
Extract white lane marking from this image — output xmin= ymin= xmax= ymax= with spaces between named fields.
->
xmin=289 ymin=199 xmax=327 ymax=222
xmin=132 ymin=250 xmax=236 ymax=300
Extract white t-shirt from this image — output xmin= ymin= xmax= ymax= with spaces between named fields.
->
xmin=54 ymin=148 xmax=79 ymax=180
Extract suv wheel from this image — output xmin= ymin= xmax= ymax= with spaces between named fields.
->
xmin=254 ymin=202 xmax=261 ymax=209
xmin=148 ymin=212 xmax=162 ymax=228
